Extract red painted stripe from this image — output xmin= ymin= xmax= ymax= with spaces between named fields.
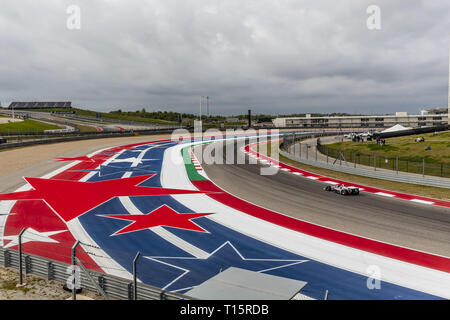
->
xmin=4 ymin=139 xmax=173 ymax=272
xmin=245 ymin=142 xmax=450 ymax=209
xmin=192 ymin=179 xmax=450 ymax=273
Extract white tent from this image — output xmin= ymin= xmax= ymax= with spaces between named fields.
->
xmin=381 ymin=124 xmax=410 ymax=133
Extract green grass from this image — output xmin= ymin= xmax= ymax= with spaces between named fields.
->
xmin=322 ymin=131 xmax=450 ymax=178
xmin=326 ymin=131 xmax=450 ymax=163
xmin=0 ymin=119 xmax=61 ymax=133
xmin=75 ymin=124 xmax=98 ymax=132
xmin=21 ymin=108 xmax=178 ymax=125
xmin=260 ymin=142 xmax=450 ymax=201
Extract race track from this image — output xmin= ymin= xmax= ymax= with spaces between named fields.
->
xmin=199 ymin=139 xmax=450 ymax=257
xmin=0 ymin=133 xmax=449 ymax=300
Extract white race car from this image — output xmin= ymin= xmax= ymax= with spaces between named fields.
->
xmin=324 ymin=184 xmax=360 ymax=195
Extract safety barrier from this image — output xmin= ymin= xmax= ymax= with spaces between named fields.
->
xmin=316 ymin=143 xmax=450 ymax=179
xmin=0 ymin=129 xmax=178 ymax=150
xmin=281 ymin=134 xmax=450 ymax=189
xmin=0 ymin=246 xmax=192 ymax=301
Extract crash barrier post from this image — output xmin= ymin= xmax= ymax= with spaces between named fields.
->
xmin=423 ymin=157 xmax=425 ymax=178
xmin=396 ymin=155 xmax=398 ymax=175
xmin=25 ymin=255 xmax=31 ymax=274
xmin=18 ymin=229 xmax=26 ymax=285
xmin=0 ymin=246 xmax=192 ymax=301
xmin=4 ymin=250 xmax=11 ymax=268
xmin=133 ymin=252 xmax=141 ymax=300
xmin=72 ymin=240 xmax=80 ymax=300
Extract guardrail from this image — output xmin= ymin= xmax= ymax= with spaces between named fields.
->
xmin=281 ymin=134 xmax=450 ymax=189
xmin=0 ymin=127 xmax=344 ymax=151
xmin=0 ymin=246 xmax=192 ymax=301
xmin=0 ymin=129 xmax=179 ymax=150
xmin=316 ymin=143 xmax=450 ymax=179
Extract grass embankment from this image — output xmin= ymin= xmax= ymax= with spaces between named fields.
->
xmin=33 ymin=108 xmax=177 ymax=125
xmin=323 ymin=131 xmax=450 ymax=177
xmin=327 ymin=131 xmax=450 ymax=163
xmin=0 ymin=119 xmax=61 ymax=134
xmin=75 ymin=124 xmax=98 ymax=132
xmin=257 ymin=142 xmax=450 ymax=201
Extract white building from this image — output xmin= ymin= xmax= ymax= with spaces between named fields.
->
xmin=272 ymin=111 xmax=448 ymax=128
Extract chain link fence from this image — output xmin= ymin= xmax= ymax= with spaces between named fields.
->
xmin=0 ymin=226 xmax=193 ymax=301
xmin=316 ymin=143 xmax=450 ymax=178
xmin=281 ymin=132 xmax=450 ymax=188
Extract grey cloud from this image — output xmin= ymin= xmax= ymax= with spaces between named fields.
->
xmin=0 ymin=0 xmax=449 ymax=115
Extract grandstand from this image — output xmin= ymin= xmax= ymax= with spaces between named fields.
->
xmin=8 ymin=101 xmax=72 ymax=110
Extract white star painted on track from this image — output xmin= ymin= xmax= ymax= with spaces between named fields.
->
xmin=2 ymin=228 xmax=67 ymax=249
xmin=144 ymin=241 xmax=309 ymax=291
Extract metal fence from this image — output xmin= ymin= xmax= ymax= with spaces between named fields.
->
xmin=281 ymin=133 xmax=450 ymax=189
xmin=0 ymin=229 xmax=193 ymax=301
xmin=316 ymin=142 xmax=450 ymax=179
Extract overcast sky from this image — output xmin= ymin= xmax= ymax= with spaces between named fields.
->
xmin=0 ymin=0 xmax=449 ymax=115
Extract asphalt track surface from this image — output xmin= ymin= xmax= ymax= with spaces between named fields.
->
xmin=1 ymin=135 xmax=447 ymax=300
xmin=198 ymin=140 xmax=450 ymax=257
xmin=0 ymin=135 xmax=172 ymax=194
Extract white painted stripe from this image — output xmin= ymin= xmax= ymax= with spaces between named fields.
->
xmin=41 ymin=161 xmax=82 ymax=179
xmin=375 ymin=192 xmax=396 ymax=197
xmin=161 ymin=141 xmax=450 ymax=299
xmin=79 ymin=171 xmax=98 ymax=182
xmin=0 ymin=147 xmax=131 ymax=279
xmin=411 ymin=199 xmax=435 ymax=205
xmin=323 ymin=181 xmax=338 ymax=185
xmin=292 ymin=172 xmax=302 ymax=175
xmin=121 ymin=172 xmax=133 ymax=178
xmin=306 ymin=176 xmax=319 ymax=180
xmin=67 ymin=218 xmax=133 ymax=280
xmin=150 ymin=227 xmax=209 ymax=259
xmin=131 ymin=146 xmax=153 ymax=167
xmin=280 ymin=168 xmax=290 ymax=171
xmin=0 ymin=201 xmax=16 ymax=241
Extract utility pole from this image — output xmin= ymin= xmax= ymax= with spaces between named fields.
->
xmin=199 ymin=96 xmax=203 ymax=121
xmin=206 ymin=96 xmax=209 ymax=117
xmin=448 ymin=38 xmax=450 ymax=125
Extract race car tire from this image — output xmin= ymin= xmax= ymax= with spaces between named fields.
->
xmin=325 ymin=186 xmax=331 ymax=191
xmin=341 ymin=190 xmax=347 ymax=195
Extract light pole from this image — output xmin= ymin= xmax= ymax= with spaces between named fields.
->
xmin=448 ymin=38 xmax=450 ymax=126
xmin=199 ymin=96 xmax=203 ymax=121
